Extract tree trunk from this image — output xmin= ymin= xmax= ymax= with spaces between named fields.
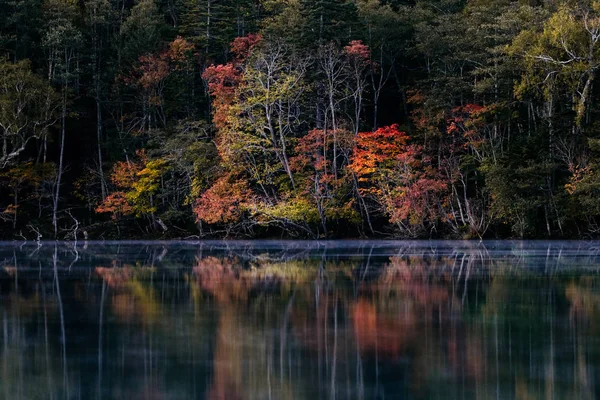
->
xmin=576 ymin=71 xmax=594 ymax=128
xmin=53 ymin=92 xmax=66 ymax=237
xmin=96 ymin=92 xmax=106 ymax=200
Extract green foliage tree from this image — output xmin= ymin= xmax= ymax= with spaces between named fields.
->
xmin=0 ymin=58 xmax=58 ymax=167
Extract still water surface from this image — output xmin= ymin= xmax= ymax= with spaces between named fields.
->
xmin=0 ymin=240 xmax=599 ymax=399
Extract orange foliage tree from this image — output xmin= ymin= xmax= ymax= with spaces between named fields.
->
xmin=193 ymin=175 xmax=252 ymax=226
xmin=95 ymin=156 xmax=143 ymax=219
xmin=96 ymin=150 xmax=169 ymax=221
xmin=349 ymin=124 xmax=446 ymax=236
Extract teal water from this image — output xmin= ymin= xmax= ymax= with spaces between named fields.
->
xmin=0 ymin=240 xmax=599 ymax=399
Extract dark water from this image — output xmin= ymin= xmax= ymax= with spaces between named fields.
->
xmin=1 ymin=241 xmax=600 ymax=399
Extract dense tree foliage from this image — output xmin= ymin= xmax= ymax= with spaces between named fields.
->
xmin=4 ymin=0 xmax=600 ymax=238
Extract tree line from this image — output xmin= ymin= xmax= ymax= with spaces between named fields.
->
xmin=2 ymin=0 xmax=600 ymax=239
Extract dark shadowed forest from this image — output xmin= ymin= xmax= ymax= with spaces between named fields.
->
xmin=2 ymin=0 xmax=600 ymax=239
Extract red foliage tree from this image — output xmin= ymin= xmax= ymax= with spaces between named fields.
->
xmin=120 ymin=36 xmax=195 ymax=133
xmin=202 ymin=34 xmax=262 ymax=132
xmin=344 ymin=40 xmax=370 ymax=63
xmin=230 ymin=33 xmax=262 ymax=63
xmin=193 ymin=176 xmax=252 ymax=225
xmin=128 ymin=36 xmax=195 ymax=98
xmin=292 ymin=128 xmax=353 ymax=194
xmin=292 ymin=129 xmax=335 ymax=181
xmin=202 ymin=63 xmax=241 ymax=131
xmin=349 ymin=124 xmax=446 ymax=235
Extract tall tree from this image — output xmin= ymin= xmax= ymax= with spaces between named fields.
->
xmin=42 ymin=0 xmax=82 ymax=236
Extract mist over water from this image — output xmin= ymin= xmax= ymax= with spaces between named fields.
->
xmin=0 ymin=240 xmax=599 ymax=399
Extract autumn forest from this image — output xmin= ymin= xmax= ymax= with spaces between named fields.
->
xmin=2 ymin=0 xmax=600 ymax=239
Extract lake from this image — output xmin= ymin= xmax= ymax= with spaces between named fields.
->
xmin=0 ymin=240 xmax=599 ymax=399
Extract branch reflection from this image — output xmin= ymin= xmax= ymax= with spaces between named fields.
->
xmin=0 ymin=241 xmax=598 ymax=399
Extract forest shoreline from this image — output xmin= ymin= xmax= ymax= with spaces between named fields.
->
xmin=2 ymin=0 xmax=600 ymax=240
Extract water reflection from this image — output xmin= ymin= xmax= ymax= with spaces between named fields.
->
xmin=0 ymin=241 xmax=599 ymax=399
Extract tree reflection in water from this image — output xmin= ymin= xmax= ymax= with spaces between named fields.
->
xmin=0 ymin=241 xmax=598 ymax=399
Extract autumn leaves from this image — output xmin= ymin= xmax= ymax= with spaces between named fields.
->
xmin=186 ymin=34 xmax=448 ymax=237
